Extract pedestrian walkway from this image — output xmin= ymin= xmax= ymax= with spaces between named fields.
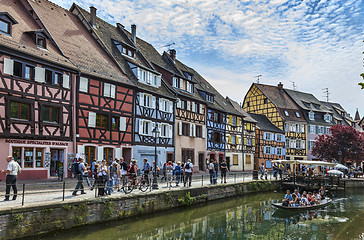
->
xmin=0 ymin=172 xmax=275 ymax=210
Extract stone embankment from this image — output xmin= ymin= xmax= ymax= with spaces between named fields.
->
xmin=0 ymin=181 xmax=278 ymax=240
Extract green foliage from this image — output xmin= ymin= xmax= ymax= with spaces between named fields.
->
xmin=12 ymin=214 xmax=24 ymax=226
xmin=75 ymin=215 xmax=84 ymax=224
xmin=359 ymin=82 xmax=364 ymax=89
xmin=178 ymin=192 xmax=196 ymax=206
xmin=62 ymin=205 xmax=73 ymax=211
xmin=103 ymin=201 xmax=115 ymax=218
xmin=163 ymin=192 xmax=175 ymax=205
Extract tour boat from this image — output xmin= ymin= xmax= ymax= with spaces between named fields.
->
xmin=272 ymin=198 xmax=332 ymax=211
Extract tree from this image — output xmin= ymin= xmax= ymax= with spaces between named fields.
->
xmin=311 ymin=124 xmax=364 ymax=164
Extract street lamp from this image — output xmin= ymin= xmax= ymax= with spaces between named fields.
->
xmin=338 ymin=150 xmax=342 ymax=164
xmin=152 ymin=124 xmax=160 ymax=189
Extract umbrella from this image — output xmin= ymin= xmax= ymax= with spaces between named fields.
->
xmin=335 ymin=164 xmax=348 ymax=170
xmin=272 ymin=159 xmax=297 ymax=164
xmin=328 ymin=170 xmax=344 ymax=176
xmin=298 ymin=160 xmax=336 ymax=167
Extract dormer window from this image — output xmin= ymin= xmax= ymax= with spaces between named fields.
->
xmin=206 ymin=94 xmax=214 ymax=103
xmin=309 ymin=111 xmax=315 ymax=120
xmin=284 ymin=110 xmax=289 ymax=117
xmin=26 ymin=30 xmax=49 ymax=49
xmin=36 ymin=35 xmax=46 ymax=48
xmin=172 ymin=77 xmax=180 ymax=88
xmin=183 ymin=72 xmax=192 ymax=81
xmin=295 ymin=112 xmax=300 ymax=118
xmin=186 ymin=81 xmax=194 ymax=93
xmin=0 ymin=13 xmax=18 ymax=36
xmin=324 ymin=114 xmax=332 ymax=122
xmin=114 ymin=40 xmax=135 ymax=58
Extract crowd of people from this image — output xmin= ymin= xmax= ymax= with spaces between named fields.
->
xmin=71 ymin=157 xmax=195 ymax=196
xmin=282 ymin=187 xmax=326 ymax=207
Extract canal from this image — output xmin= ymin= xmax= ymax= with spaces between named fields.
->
xmin=34 ymin=189 xmax=364 ymax=240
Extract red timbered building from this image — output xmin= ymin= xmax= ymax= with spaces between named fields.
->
xmin=31 ymin=0 xmax=135 ymax=165
xmin=0 ymin=0 xmax=77 ymax=179
xmin=74 ymin=6 xmax=175 ymax=167
xmin=249 ymin=113 xmax=285 ymax=170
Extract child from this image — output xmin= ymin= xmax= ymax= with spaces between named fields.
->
xmin=166 ymin=161 xmax=174 ymax=187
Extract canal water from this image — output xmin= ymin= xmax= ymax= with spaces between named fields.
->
xmin=36 ymin=189 xmax=364 ymax=240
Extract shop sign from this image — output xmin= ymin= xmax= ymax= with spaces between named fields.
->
xmin=5 ymin=139 xmax=68 ymax=146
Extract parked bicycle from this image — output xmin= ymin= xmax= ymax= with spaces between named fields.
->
xmin=122 ymin=174 xmax=150 ymax=194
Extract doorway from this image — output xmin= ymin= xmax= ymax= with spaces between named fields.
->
xmin=198 ymin=153 xmax=204 ymax=171
xmin=50 ymin=149 xmax=64 ymax=177
xmin=226 ymin=156 xmax=230 ymax=171
xmin=122 ymin=148 xmax=132 ymax=164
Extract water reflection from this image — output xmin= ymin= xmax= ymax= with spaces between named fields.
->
xmin=38 ymin=190 xmax=364 ymax=240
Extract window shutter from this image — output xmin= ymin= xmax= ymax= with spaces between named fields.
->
xmin=158 ymin=124 xmax=162 ymax=137
xmin=88 ymin=112 xmax=96 ymax=128
xmin=177 ymin=99 xmax=181 ymax=109
xmin=282 ymin=135 xmax=285 ymax=142
xmin=104 ymin=83 xmax=110 ymax=97
xmin=97 ymin=146 xmax=104 ymax=161
xmin=189 ymin=123 xmax=193 ymax=137
xmin=157 ymin=75 xmax=161 ymax=87
xmin=236 ymin=136 xmax=240 ymax=144
xmin=229 ymin=116 xmax=232 ymax=125
xmin=252 ymin=138 xmax=255 ymax=146
xmin=263 ymin=146 xmax=267 ymax=154
xmin=158 ymin=98 xmax=162 ymax=111
xmin=178 ymin=121 xmax=182 ymax=135
xmin=168 ymin=124 xmax=173 ymax=138
xmin=302 ymin=140 xmax=305 ymax=149
xmin=244 ymin=137 xmax=247 ymax=145
xmin=62 ymin=74 xmax=70 ymax=88
xmin=169 ymin=101 xmax=173 ymax=113
xmin=139 ymin=119 xmax=144 ymax=135
xmin=111 ymin=84 xmax=116 ymax=98
xmin=79 ymin=77 xmax=88 ymax=92
xmin=263 ymin=132 xmax=267 ymax=140
xmin=35 ymin=67 xmax=45 ymax=83
xmin=180 ymin=79 xmax=183 ymax=89
xmin=119 ymin=117 xmax=127 ymax=131
xmin=3 ymin=58 xmax=14 ymax=75
xmin=152 ymin=96 xmax=156 ymax=109
xmin=77 ymin=145 xmax=84 ymax=155
xmin=191 ymin=102 xmax=195 ymax=112
xmin=202 ymin=126 xmax=206 ymax=138
xmin=193 ymin=124 xmax=196 ymax=137
xmin=199 ymin=104 xmax=203 ymax=114
xmin=139 ymin=93 xmax=145 ymax=106
xmin=282 ymin=148 xmax=286 ymax=155
xmin=228 ymin=135 xmax=231 ymax=143
xmin=301 ymin=125 xmax=305 ymax=133
xmin=187 ymin=101 xmax=191 ymax=111
xmin=150 ymin=122 xmax=155 ymax=136
xmin=115 ymin=148 xmax=121 ymax=159
xmin=274 ymin=134 xmax=278 ymax=141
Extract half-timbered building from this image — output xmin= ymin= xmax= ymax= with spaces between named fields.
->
xmin=284 ymin=89 xmax=335 ymax=160
xmin=243 ymin=83 xmax=307 ymax=161
xmin=136 ymin=46 xmax=207 ymax=171
xmin=30 ymin=1 xmax=135 ymax=168
xmin=249 ymin=113 xmax=285 ymax=170
xmin=75 ymin=6 xmax=176 ymax=167
xmin=0 ymin=0 xmax=77 ymax=179
xmin=227 ymin=98 xmax=257 ymax=171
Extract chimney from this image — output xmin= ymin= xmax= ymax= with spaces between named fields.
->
xmin=169 ymin=49 xmax=176 ymax=61
xmin=278 ymin=82 xmax=283 ymax=90
xmin=90 ymin=6 xmax=97 ymax=27
xmin=131 ymin=24 xmax=136 ymax=43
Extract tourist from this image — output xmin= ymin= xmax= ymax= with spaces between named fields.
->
xmin=300 ymin=193 xmax=309 ymax=206
xmin=282 ymin=189 xmax=293 ymax=206
xmin=106 ymin=162 xmax=118 ymax=195
xmin=72 ymin=157 xmax=86 ymax=196
xmin=166 ymin=161 xmax=174 ymax=187
xmin=129 ymin=159 xmax=138 ymax=185
xmin=293 ymin=189 xmax=301 ymax=198
xmin=1 ymin=156 xmax=21 ymax=201
xmin=91 ymin=163 xmax=99 ymax=191
xmin=180 ymin=162 xmax=185 ymax=184
xmin=259 ymin=163 xmax=265 ymax=180
xmin=319 ymin=186 xmax=326 ymax=199
xmin=142 ymin=158 xmax=151 ymax=183
xmin=273 ymin=163 xmax=278 ymax=180
xmin=290 ymin=193 xmax=300 ymax=207
xmin=97 ymin=160 xmax=108 ymax=196
xmin=220 ymin=159 xmax=228 ymax=184
xmin=313 ymin=192 xmax=321 ymax=203
xmin=208 ymin=160 xmax=215 ymax=184
xmin=174 ymin=162 xmax=182 ymax=186
xmin=278 ymin=163 xmax=284 ymax=179
xmin=213 ymin=159 xmax=219 ymax=184
xmin=83 ymin=163 xmax=92 ymax=189
xmin=161 ymin=162 xmax=167 ymax=182
xmin=119 ymin=157 xmax=128 ymax=190
xmin=184 ymin=159 xmax=193 ymax=187
xmin=307 ymin=192 xmax=315 ymax=205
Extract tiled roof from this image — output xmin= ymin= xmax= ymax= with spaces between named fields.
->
xmin=249 ymin=113 xmax=284 ymax=133
xmin=0 ymin=1 xmax=75 ymax=70
xmin=226 ymin=97 xmax=257 ymax=123
xmin=320 ymin=101 xmax=354 ymax=126
xmin=75 ymin=5 xmax=175 ymax=98
xmin=29 ymin=0 xmax=131 ymax=84
xmin=285 ymin=89 xmax=331 ymax=113
xmin=254 ymin=83 xmax=306 ymax=122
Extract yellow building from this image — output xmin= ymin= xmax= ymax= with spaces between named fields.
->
xmin=243 ymin=83 xmax=307 ymax=161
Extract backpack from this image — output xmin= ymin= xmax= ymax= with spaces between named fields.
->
xmin=72 ymin=162 xmax=81 ymax=175
xmin=185 ymin=163 xmax=190 ymax=170
xmin=174 ymin=165 xmax=181 ymax=175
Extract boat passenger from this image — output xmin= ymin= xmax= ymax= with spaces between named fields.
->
xmin=294 ymin=189 xmax=301 ymax=198
xmin=307 ymin=192 xmax=315 ymax=205
xmin=289 ymin=193 xmax=300 ymax=207
xmin=300 ymin=194 xmax=309 ymax=206
xmin=319 ymin=186 xmax=326 ymax=200
xmin=282 ymin=190 xmax=293 ymax=206
xmin=313 ymin=192 xmax=321 ymax=203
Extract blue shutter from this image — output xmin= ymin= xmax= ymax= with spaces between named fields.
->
xmin=282 ymin=148 xmax=286 ymax=156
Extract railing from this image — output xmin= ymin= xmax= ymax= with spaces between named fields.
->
xmin=0 ymin=171 xmax=276 ymax=207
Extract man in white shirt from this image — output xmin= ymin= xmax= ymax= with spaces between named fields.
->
xmin=1 ymin=156 xmax=21 ymax=201
xmin=184 ymin=159 xmax=193 ymax=187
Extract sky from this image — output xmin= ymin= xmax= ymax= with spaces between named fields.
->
xmin=53 ymin=0 xmax=364 ymax=117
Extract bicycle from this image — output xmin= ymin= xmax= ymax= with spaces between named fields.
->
xmin=121 ymin=174 xmax=150 ymax=193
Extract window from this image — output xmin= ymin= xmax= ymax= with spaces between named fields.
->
xmin=12 ymin=147 xmax=22 ymax=166
xmin=309 ymin=111 xmax=315 ymax=120
xmin=182 ymin=123 xmax=189 ymax=136
xmin=264 ymin=98 xmax=268 ymax=104
xmin=247 ymin=102 xmax=250 ymax=107
xmin=10 ymin=101 xmax=30 ymax=120
xmin=115 ymin=41 xmax=135 ymax=58
xmin=85 ymin=146 xmax=95 ymax=165
xmin=246 ymin=155 xmax=251 ymax=164
xmin=284 ymin=110 xmax=289 ymax=117
xmin=54 ymin=73 xmax=62 ymax=85
xmin=285 ymin=138 xmax=290 ymax=149
xmin=24 ymin=65 xmax=34 ymax=80
xmin=313 ymin=104 xmax=320 ymax=110
xmin=45 ymin=70 xmax=53 ymax=84
xmin=140 ymin=120 xmax=153 ymax=136
xmin=96 ymin=114 xmax=108 ymax=129
xmin=43 ymin=106 xmax=59 ymax=123
xmin=144 ymin=94 xmax=151 ymax=108
xmin=172 ymin=77 xmax=179 ymax=88
xmin=277 ymin=147 xmax=282 ymax=155
xmin=104 ymin=83 xmax=116 ymax=98
xmin=264 ymin=146 xmax=271 ymax=154
xmin=213 ymin=132 xmax=222 ymax=143
xmin=308 ymin=140 xmax=315 ymax=150
xmin=246 ymin=123 xmax=253 ymax=131
xmin=276 ymin=134 xmax=282 ymax=142
xmin=186 ymin=82 xmax=194 ymax=93
xmin=13 ymin=61 xmax=22 ymax=77
xmin=233 ymin=154 xmax=239 ymax=165
xmin=111 ymin=117 xmax=119 ymax=130
xmin=324 ymin=114 xmax=332 ymax=122
xmin=264 ymin=132 xmax=272 ymax=140
xmin=196 ymin=125 xmax=202 ymax=138
xmin=183 ymin=72 xmax=192 ymax=80
xmin=302 ymin=101 xmax=311 ymax=108
xmin=206 ymin=94 xmax=214 ymax=103
xmin=159 ymin=99 xmax=171 ymax=112
xmin=0 ymin=19 xmax=10 ymax=34
xmin=36 ymin=36 xmax=46 ymax=48
xmin=103 ymin=148 xmax=114 ymax=162
xmin=246 ymin=138 xmax=252 ymax=146
xmin=24 ymin=147 xmax=34 ymax=168
xmin=231 ymin=135 xmax=236 ymax=144
xmin=309 ymin=125 xmax=316 ymax=134
xmin=12 ymin=147 xmax=44 ymax=168
xmin=232 ymin=116 xmax=237 ymax=126
xmin=296 ymin=140 xmax=301 ymax=149
xmin=182 ymin=149 xmax=194 ymax=163
xmin=35 ymin=148 xmax=43 ymax=167
xmin=295 ymin=112 xmax=300 ymax=118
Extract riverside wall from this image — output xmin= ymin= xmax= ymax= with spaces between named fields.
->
xmin=0 ymin=181 xmax=278 ymax=240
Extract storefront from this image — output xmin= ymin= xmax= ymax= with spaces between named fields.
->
xmin=0 ymin=139 xmax=73 ymax=180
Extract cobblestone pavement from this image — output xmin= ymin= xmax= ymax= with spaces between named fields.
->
xmin=0 ymin=172 xmax=276 ymax=210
